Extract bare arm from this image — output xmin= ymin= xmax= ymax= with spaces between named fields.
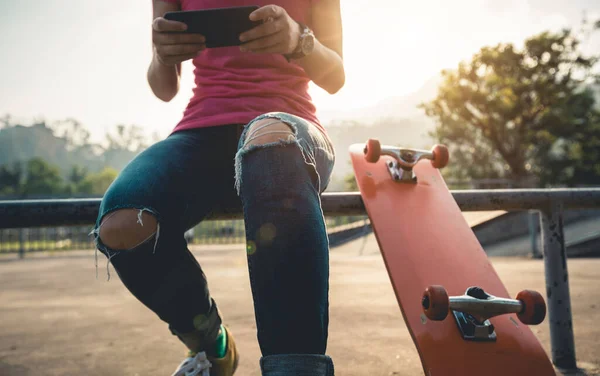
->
xmin=148 ymin=1 xmax=181 ymax=102
xmin=297 ymin=0 xmax=345 ymax=94
xmin=239 ymin=2 xmax=345 ymax=94
xmin=147 ymin=0 xmax=206 ymax=102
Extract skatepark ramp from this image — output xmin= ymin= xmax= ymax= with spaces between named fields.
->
xmin=471 ymin=210 xmax=600 ymax=258
xmin=566 ymin=228 xmax=600 ymax=257
xmin=327 ymin=218 xmax=371 ymax=247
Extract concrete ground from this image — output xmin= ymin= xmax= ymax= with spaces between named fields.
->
xmin=0 ymin=236 xmax=599 ymax=376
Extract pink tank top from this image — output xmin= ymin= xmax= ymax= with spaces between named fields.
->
xmin=160 ymin=0 xmax=323 ymax=134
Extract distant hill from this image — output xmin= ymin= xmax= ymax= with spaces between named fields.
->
xmin=324 ymin=117 xmax=435 ymax=191
xmin=0 ymin=122 xmax=142 ymax=178
xmin=2 ymin=76 xmax=597 ymax=193
xmin=321 ymin=76 xmax=442 ymax=191
xmin=319 ymin=75 xmax=442 ymax=125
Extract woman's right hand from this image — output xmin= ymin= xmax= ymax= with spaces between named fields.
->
xmin=152 ymin=17 xmax=206 ymax=66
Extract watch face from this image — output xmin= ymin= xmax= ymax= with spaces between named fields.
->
xmin=301 ymin=34 xmax=315 ymax=55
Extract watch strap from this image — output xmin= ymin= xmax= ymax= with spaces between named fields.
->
xmin=283 ymin=22 xmax=311 ymax=61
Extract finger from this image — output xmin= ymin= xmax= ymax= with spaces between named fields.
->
xmin=158 ymin=43 xmax=205 ymax=57
xmin=239 ymin=18 xmax=282 ymax=42
xmin=160 ymin=52 xmax=202 ymax=65
xmin=250 ymin=41 xmax=289 ymax=54
xmin=249 ymin=4 xmax=284 ymax=22
xmin=154 ymin=32 xmax=206 ymax=45
xmin=241 ymin=32 xmax=286 ymax=52
xmin=152 ymin=17 xmax=188 ymax=33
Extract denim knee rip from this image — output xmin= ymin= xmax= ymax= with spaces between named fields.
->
xmin=89 ymin=206 xmax=161 ymax=281
xmin=234 ymin=113 xmax=322 ymax=196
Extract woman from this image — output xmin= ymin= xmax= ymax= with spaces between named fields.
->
xmin=92 ymin=0 xmax=344 ymax=375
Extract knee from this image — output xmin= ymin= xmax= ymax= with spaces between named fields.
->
xmin=235 ymin=117 xmax=309 ymax=195
xmin=243 ymin=118 xmax=295 ymax=147
xmin=98 ymin=209 xmax=158 ymax=250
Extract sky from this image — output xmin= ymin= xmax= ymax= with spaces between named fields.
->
xmin=1 ymin=0 xmax=599 ymax=143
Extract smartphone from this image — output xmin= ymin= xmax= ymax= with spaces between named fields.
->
xmin=164 ymin=6 xmax=261 ymax=48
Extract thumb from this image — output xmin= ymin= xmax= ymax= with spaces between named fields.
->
xmin=153 ymin=17 xmax=188 ymax=32
xmin=249 ymin=5 xmax=283 ymax=22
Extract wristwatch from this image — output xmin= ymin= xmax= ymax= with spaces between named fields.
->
xmin=284 ymin=22 xmax=315 ymax=61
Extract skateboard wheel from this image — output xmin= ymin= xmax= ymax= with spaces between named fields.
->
xmin=516 ymin=290 xmax=546 ymax=325
xmin=364 ymin=139 xmax=381 ymax=163
xmin=422 ymin=285 xmax=449 ymax=321
xmin=431 ymin=144 xmax=449 ymax=169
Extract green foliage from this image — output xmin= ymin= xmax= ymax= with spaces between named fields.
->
xmin=422 ymin=27 xmax=600 ymax=187
xmin=0 ymin=162 xmax=23 ymax=195
xmin=344 ymin=172 xmax=358 ymax=191
xmin=21 ymin=158 xmax=64 ymax=196
xmin=0 ymin=117 xmax=152 ymax=197
xmin=0 ymin=118 xmax=150 ymax=180
xmin=68 ymin=165 xmax=89 ymax=186
xmin=63 ymin=165 xmax=89 ymax=195
xmin=76 ymin=167 xmax=118 ymax=196
xmin=0 ymin=159 xmax=118 ymax=197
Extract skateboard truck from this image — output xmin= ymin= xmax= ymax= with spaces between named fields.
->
xmin=421 ymin=286 xmax=546 ymax=342
xmin=363 ymin=139 xmax=449 ymax=183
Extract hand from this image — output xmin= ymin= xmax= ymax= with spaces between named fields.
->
xmin=152 ymin=17 xmax=206 ymax=66
xmin=238 ymin=5 xmax=302 ymax=54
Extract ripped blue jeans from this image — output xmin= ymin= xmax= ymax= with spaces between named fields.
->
xmin=92 ymin=112 xmax=335 ymax=375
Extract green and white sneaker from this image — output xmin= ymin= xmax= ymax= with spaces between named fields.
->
xmin=172 ymin=326 xmax=239 ymax=376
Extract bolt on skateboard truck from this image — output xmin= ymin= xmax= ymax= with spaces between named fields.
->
xmin=363 ymin=139 xmax=449 ymax=183
xmin=421 ymin=285 xmax=546 ymax=341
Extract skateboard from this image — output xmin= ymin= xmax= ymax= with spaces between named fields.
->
xmin=349 ymin=139 xmax=555 ymax=375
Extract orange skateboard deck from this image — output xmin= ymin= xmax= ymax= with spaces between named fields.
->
xmin=349 ymin=140 xmax=555 ymax=376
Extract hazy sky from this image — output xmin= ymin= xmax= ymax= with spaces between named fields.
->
xmin=1 ymin=0 xmax=599 ymax=142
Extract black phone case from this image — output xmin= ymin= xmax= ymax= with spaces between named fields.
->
xmin=164 ymin=6 xmax=261 ymax=48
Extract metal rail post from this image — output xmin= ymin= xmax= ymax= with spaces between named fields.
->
xmin=540 ymin=202 xmax=576 ymax=370
xmin=18 ymin=228 xmax=25 ymax=259
xmin=528 ymin=210 xmax=541 ymax=258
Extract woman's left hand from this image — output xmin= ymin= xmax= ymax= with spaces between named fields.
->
xmin=239 ymin=5 xmax=302 ymax=54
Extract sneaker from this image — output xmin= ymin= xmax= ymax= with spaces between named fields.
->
xmin=172 ymin=326 xmax=239 ymax=376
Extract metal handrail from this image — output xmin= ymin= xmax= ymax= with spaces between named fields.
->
xmin=1 ymin=189 xmax=599 ymax=229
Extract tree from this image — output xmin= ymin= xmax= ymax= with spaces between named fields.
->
xmin=0 ymin=162 xmax=23 ymax=195
xmin=103 ymin=124 xmax=150 ymax=171
xmin=21 ymin=158 xmax=64 ymax=196
xmin=76 ymin=167 xmax=118 ymax=196
xmin=50 ymin=118 xmax=91 ymax=150
xmin=68 ymin=165 xmax=88 ymax=185
xmin=63 ymin=165 xmax=89 ymax=195
xmin=344 ymin=172 xmax=358 ymax=191
xmin=421 ymin=27 xmax=600 ymax=187
xmin=0 ymin=114 xmax=11 ymax=129
xmin=105 ymin=124 xmax=148 ymax=153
